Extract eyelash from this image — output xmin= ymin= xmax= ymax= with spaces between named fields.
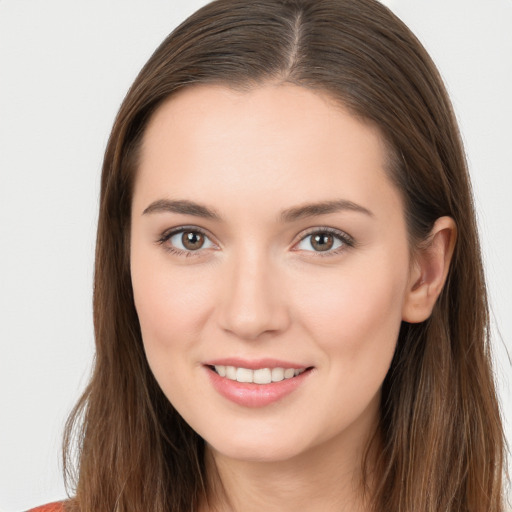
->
xmin=156 ymin=226 xmax=214 ymax=258
xmin=156 ymin=226 xmax=355 ymax=258
xmin=295 ymin=227 xmax=355 ymax=257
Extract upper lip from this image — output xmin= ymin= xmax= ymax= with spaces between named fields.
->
xmin=203 ymin=357 xmax=310 ymax=370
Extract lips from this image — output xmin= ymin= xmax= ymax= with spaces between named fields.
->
xmin=204 ymin=359 xmax=313 ymax=407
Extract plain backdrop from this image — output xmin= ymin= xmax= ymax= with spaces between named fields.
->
xmin=0 ymin=1 xmax=511 ymax=510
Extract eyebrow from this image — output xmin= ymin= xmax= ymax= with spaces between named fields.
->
xmin=142 ymin=198 xmax=373 ymax=222
xmin=280 ymin=199 xmax=373 ymax=222
xmin=142 ymin=199 xmax=222 ymax=220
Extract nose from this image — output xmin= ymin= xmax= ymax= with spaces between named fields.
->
xmin=217 ymin=251 xmax=291 ymax=340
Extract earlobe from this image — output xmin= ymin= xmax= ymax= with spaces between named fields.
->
xmin=402 ymin=216 xmax=457 ymax=323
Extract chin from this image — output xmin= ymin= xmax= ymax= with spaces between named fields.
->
xmin=201 ymin=422 xmax=318 ymax=464
xmin=208 ymin=438 xmax=306 ymax=463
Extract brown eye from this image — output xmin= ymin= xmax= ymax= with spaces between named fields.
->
xmin=310 ymin=233 xmax=334 ymax=251
xmin=182 ymin=231 xmax=205 ymax=250
xmin=295 ymin=229 xmax=349 ymax=254
xmin=164 ymin=228 xmax=215 ymax=254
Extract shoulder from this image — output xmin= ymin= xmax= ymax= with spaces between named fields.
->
xmin=27 ymin=503 xmax=65 ymax=512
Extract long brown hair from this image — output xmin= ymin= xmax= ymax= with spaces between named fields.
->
xmin=63 ymin=0 xmax=506 ymax=510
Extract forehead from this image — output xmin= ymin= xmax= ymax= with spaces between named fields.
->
xmin=134 ymin=83 xmax=401 ymax=221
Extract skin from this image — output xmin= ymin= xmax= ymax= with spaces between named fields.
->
xmin=130 ymin=83 xmax=455 ymax=512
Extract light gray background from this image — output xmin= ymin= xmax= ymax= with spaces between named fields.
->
xmin=0 ymin=1 xmax=510 ymax=510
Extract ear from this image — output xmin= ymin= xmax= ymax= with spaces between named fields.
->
xmin=402 ymin=216 xmax=457 ymax=323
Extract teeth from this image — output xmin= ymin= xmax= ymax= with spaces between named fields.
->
xmin=236 ymin=367 xmax=253 ymax=383
xmin=253 ymin=368 xmax=272 ymax=384
xmin=284 ymin=368 xmax=295 ymax=379
xmin=271 ymin=367 xmax=284 ymax=382
xmin=226 ymin=365 xmax=237 ymax=380
xmin=213 ymin=365 xmax=306 ymax=384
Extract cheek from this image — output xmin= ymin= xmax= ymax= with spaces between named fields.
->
xmin=131 ymin=259 xmax=219 ymax=417
xmin=293 ymin=253 xmax=407 ymax=371
xmin=130 ymin=251 xmax=217 ymax=361
xmin=287 ymin=256 xmax=407 ymax=438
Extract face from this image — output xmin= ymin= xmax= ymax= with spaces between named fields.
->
xmin=130 ymin=83 xmax=415 ymax=463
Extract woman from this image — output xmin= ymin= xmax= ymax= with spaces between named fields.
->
xmin=30 ymin=0 xmax=506 ymax=510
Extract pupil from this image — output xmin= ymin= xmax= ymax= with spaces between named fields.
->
xmin=312 ymin=233 xmax=333 ymax=251
xmin=182 ymin=231 xmax=204 ymax=250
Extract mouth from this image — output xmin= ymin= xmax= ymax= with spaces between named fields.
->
xmin=204 ymin=361 xmax=314 ymax=407
xmin=207 ymin=365 xmax=312 ymax=384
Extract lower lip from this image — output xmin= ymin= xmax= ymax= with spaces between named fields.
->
xmin=205 ymin=367 xmax=312 ymax=408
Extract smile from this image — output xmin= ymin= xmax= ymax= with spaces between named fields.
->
xmin=212 ymin=365 xmax=306 ymax=384
xmin=206 ymin=365 xmax=312 ymax=407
